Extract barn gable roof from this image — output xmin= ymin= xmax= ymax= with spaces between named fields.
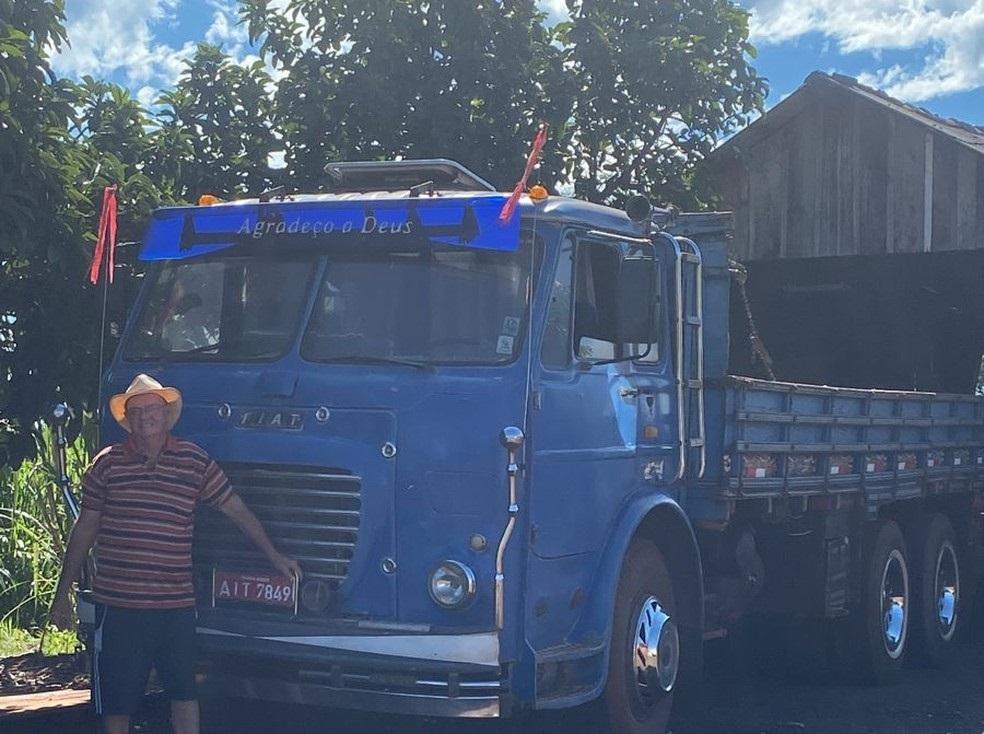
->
xmin=711 ymin=71 xmax=984 ymax=160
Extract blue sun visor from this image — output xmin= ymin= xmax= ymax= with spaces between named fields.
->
xmin=139 ymin=195 xmax=520 ymax=261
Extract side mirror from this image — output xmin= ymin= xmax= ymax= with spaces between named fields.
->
xmin=572 ymin=239 xmax=660 ymax=366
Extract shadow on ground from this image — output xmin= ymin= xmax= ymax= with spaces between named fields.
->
xmin=14 ymin=584 xmax=984 ymax=734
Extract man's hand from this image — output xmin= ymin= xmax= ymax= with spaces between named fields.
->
xmin=48 ymin=592 xmax=75 ymax=630
xmin=268 ymin=550 xmax=302 ymax=581
xmin=48 ymin=508 xmax=101 ymax=633
xmin=220 ymin=495 xmax=303 ymax=581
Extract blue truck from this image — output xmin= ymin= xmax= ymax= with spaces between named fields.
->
xmin=86 ymin=160 xmax=984 ymax=733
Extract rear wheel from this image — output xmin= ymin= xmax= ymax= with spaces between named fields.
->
xmin=852 ymin=520 xmax=910 ymax=683
xmin=910 ymin=514 xmax=961 ymax=667
xmin=593 ymin=539 xmax=679 ymax=734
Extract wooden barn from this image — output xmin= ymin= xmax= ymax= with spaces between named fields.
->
xmin=703 ymin=71 xmax=984 ymax=394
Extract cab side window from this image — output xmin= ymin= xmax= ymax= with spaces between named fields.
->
xmin=573 ymin=242 xmax=620 ymax=361
xmin=541 ymin=233 xmax=660 ymax=367
xmin=541 ymin=234 xmax=575 ymax=368
xmin=632 ymin=260 xmax=661 ymax=364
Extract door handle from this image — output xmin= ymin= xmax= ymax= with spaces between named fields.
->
xmin=618 ymin=386 xmax=655 ymax=400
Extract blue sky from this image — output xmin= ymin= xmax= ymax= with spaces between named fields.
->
xmin=51 ymin=0 xmax=984 ymax=126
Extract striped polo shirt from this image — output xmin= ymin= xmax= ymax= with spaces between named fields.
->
xmin=81 ymin=434 xmax=233 ymax=609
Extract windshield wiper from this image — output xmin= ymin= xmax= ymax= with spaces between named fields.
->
xmin=320 ymin=355 xmax=433 ymax=371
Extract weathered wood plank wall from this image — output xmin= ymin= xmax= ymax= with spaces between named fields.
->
xmin=715 ymin=88 xmax=984 ymax=260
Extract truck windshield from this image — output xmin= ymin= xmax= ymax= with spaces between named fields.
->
xmin=124 ymin=257 xmax=316 ymax=361
xmin=124 ymin=243 xmax=530 ymax=365
xmin=301 ymin=244 xmax=530 ymax=365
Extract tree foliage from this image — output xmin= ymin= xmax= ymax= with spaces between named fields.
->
xmin=152 ymin=44 xmax=277 ymax=199
xmin=1 ymin=0 xmax=93 ymax=465
xmin=559 ymin=0 xmax=767 ymax=207
xmin=241 ymin=0 xmax=572 ymax=191
xmin=240 ymin=0 xmax=765 ymax=204
xmin=0 ymin=0 xmax=765 ymax=465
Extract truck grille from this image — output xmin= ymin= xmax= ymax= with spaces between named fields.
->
xmin=194 ymin=464 xmax=361 ymax=591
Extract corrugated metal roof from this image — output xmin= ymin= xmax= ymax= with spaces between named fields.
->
xmin=711 ymin=71 xmax=984 ymax=158
xmin=820 ymin=72 xmax=984 ymax=152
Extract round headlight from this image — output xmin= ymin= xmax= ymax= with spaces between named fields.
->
xmin=428 ymin=560 xmax=477 ymax=609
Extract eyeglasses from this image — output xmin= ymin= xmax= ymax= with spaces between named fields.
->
xmin=126 ymin=404 xmax=167 ymax=419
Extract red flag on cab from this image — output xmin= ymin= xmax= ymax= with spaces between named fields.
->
xmin=499 ymin=124 xmax=548 ymax=223
xmin=88 ymin=185 xmax=118 ymax=285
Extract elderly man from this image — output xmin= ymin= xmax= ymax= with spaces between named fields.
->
xmin=50 ymin=374 xmax=301 ymax=734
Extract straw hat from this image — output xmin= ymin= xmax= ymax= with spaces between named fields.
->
xmin=109 ymin=374 xmax=182 ymax=432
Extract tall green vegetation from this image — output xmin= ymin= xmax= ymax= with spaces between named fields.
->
xmin=0 ymin=419 xmax=94 ymax=628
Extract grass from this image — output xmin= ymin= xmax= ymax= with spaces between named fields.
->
xmin=0 ymin=415 xmax=96 ymax=640
xmin=0 ymin=620 xmax=77 ymax=658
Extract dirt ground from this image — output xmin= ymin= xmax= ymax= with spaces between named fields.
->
xmin=6 ymin=625 xmax=983 ymax=734
xmin=6 ymin=587 xmax=984 ymax=734
xmin=0 ymin=652 xmax=88 ymax=696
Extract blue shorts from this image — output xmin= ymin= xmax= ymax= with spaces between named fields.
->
xmin=91 ymin=605 xmax=198 ymax=716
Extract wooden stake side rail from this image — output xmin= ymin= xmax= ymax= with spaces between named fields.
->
xmin=719 ymin=375 xmax=984 ymax=504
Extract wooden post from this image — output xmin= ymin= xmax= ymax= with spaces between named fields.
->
xmin=924 ymin=132 xmax=934 ymax=252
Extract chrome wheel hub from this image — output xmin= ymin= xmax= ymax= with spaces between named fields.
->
xmin=935 ymin=541 xmax=959 ymax=642
xmin=632 ymin=596 xmax=679 ymax=699
xmin=881 ymin=549 xmax=908 ymax=659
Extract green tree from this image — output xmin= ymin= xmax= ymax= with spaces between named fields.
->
xmin=74 ymin=78 xmax=151 ymax=168
xmin=241 ymin=0 xmax=571 ymax=191
xmin=72 ymin=79 xmax=168 ymax=241
xmin=0 ymin=0 xmax=91 ymax=465
xmin=241 ymin=0 xmax=764 ymax=204
xmin=0 ymin=0 xmax=77 ymax=264
xmin=150 ymin=43 xmax=277 ymax=200
xmin=0 ymin=4 xmax=167 ymax=466
xmin=557 ymin=0 xmax=767 ymax=207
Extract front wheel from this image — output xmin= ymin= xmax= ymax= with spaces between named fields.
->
xmin=593 ymin=539 xmax=679 ymax=734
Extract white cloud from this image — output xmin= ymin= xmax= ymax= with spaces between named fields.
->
xmin=537 ymin=0 xmax=570 ymax=26
xmin=205 ymin=0 xmax=249 ymax=59
xmin=747 ymin=0 xmax=984 ymax=102
xmin=54 ymin=0 xmax=286 ymax=103
xmin=52 ymin=0 xmax=197 ymax=89
xmin=136 ymin=85 xmax=158 ymax=108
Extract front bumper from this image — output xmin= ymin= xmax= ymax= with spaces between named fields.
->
xmin=196 ymin=627 xmax=509 ymax=718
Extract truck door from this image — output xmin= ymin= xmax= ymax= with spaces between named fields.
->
xmin=624 ymin=241 xmax=680 ymax=488
xmin=529 ymin=231 xmax=664 ymax=559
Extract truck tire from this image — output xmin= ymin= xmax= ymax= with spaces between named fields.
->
xmin=594 ymin=539 xmax=679 ymax=734
xmin=853 ymin=520 xmax=910 ymax=683
xmin=909 ymin=513 xmax=961 ymax=667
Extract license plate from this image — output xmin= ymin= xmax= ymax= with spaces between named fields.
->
xmin=212 ymin=570 xmax=298 ymax=613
